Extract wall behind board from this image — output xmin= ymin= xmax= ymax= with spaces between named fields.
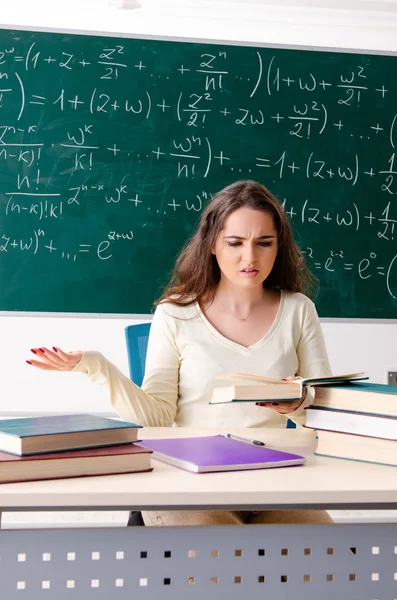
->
xmin=1 ymin=0 xmax=397 ymax=416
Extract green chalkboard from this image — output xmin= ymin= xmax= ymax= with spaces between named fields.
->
xmin=0 ymin=28 xmax=397 ymax=317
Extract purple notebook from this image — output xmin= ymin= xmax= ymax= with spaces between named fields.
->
xmin=138 ymin=435 xmax=306 ymax=473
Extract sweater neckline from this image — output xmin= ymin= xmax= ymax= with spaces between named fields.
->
xmin=194 ymin=290 xmax=285 ymax=354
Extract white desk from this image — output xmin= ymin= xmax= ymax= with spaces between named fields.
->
xmin=0 ymin=428 xmax=396 ymax=512
xmin=0 ymin=428 xmax=396 ymax=599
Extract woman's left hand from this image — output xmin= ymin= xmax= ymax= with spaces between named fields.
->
xmin=255 ymin=376 xmax=307 ymax=415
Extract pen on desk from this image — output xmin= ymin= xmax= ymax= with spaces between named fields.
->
xmin=226 ymin=433 xmax=265 ymax=446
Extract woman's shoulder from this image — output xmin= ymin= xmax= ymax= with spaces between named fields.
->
xmin=154 ymin=298 xmax=199 ymax=321
xmin=282 ymin=290 xmax=316 ymax=313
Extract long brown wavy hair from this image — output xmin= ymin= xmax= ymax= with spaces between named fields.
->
xmin=157 ymin=180 xmax=316 ymax=307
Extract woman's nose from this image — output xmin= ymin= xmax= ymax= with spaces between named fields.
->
xmin=242 ymin=244 xmax=256 ymax=263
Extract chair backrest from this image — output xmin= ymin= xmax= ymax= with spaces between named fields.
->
xmin=125 ymin=322 xmax=152 ymax=387
xmin=124 ymin=321 xmax=296 ymax=428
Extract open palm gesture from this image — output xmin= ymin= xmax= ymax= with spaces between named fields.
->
xmin=27 ymin=347 xmax=83 ymax=371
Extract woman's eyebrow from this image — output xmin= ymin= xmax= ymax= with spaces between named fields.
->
xmin=223 ymin=234 xmax=276 ymax=239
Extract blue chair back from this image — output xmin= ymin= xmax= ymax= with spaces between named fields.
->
xmin=124 ymin=323 xmax=152 ymax=527
xmin=125 ymin=322 xmax=152 ymax=387
xmin=124 ymin=321 xmax=295 ymax=428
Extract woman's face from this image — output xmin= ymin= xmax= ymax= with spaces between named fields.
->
xmin=212 ymin=207 xmax=278 ymax=290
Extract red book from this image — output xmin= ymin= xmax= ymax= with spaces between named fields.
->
xmin=0 ymin=443 xmax=152 ymax=483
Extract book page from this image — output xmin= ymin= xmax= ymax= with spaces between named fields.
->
xmin=304 ymin=372 xmax=367 ymax=384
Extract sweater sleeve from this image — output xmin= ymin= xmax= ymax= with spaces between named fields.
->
xmin=72 ymin=305 xmax=180 ymax=427
xmin=288 ymin=298 xmax=332 ymax=427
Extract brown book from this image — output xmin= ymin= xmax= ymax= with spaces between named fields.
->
xmin=0 ymin=443 xmax=152 ymax=483
xmin=315 ymin=430 xmax=397 ymax=467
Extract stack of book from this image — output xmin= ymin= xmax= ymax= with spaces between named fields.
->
xmin=0 ymin=413 xmax=152 ymax=483
xmin=304 ymin=382 xmax=397 ymax=467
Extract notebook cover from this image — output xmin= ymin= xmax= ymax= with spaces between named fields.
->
xmin=0 ymin=443 xmax=152 ymax=463
xmin=0 ymin=414 xmax=141 ymax=438
xmin=138 ymin=435 xmax=305 ymax=472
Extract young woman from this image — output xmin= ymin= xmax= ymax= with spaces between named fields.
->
xmin=28 ymin=180 xmax=332 ymax=526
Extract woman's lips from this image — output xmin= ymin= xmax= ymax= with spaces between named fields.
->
xmin=240 ymin=269 xmax=259 ymax=278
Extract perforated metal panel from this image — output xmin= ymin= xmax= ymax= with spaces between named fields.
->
xmin=1 ymin=523 xmax=396 ymax=599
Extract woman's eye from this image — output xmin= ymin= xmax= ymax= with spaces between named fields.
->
xmin=225 ymin=241 xmax=273 ymax=248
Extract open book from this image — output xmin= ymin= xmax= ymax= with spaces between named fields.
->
xmin=210 ymin=372 xmax=368 ymax=405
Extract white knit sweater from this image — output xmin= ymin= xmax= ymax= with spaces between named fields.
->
xmin=74 ymin=290 xmax=331 ymax=428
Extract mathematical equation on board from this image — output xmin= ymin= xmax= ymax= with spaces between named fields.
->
xmin=301 ymin=249 xmax=397 ymax=300
xmin=0 ymin=42 xmax=397 ymax=190
xmin=0 ymin=33 xmax=397 ymax=314
xmin=0 ymin=228 xmax=133 ymax=262
xmin=2 ymin=226 xmax=397 ymax=298
xmin=3 ymin=187 xmax=397 ymax=238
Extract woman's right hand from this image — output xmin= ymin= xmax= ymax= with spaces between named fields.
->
xmin=27 ymin=347 xmax=83 ymax=371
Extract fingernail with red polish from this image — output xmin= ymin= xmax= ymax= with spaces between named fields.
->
xmin=272 ymin=402 xmax=279 ymax=406
xmin=26 ymin=360 xmax=32 ymax=365
xmin=52 ymin=347 xmax=58 ymax=353
xmin=39 ymin=348 xmax=45 ymax=353
xmin=30 ymin=349 xmax=37 ymax=354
